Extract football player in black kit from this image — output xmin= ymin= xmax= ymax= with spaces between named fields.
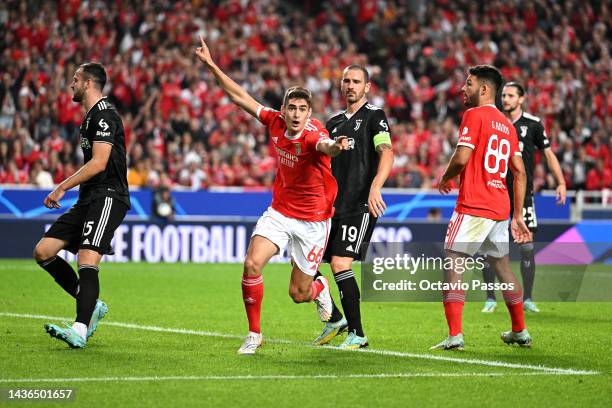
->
xmin=313 ymin=65 xmax=394 ymax=348
xmin=33 ymin=62 xmax=130 ymax=348
xmin=481 ymin=81 xmax=566 ymax=314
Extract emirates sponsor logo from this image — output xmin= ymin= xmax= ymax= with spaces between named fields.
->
xmin=487 ymin=179 xmax=506 ymax=189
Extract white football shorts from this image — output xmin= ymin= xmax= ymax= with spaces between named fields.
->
xmin=252 ymin=207 xmax=331 ymax=276
xmin=444 ymin=211 xmax=509 ymax=258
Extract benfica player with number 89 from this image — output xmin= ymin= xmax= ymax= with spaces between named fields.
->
xmin=434 ymin=65 xmax=532 ymax=351
xmin=195 ymin=36 xmax=350 ymax=355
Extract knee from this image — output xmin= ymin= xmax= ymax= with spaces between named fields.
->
xmin=330 ymin=258 xmax=352 ymax=274
xmin=243 ymin=257 xmax=262 ymax=277
xmin=520 ymin=242 xmax=534 ymax=256
xmin=33 ymin=243 xmax=53 ymax=263
xmin=289 ymin=285 xmax=310 ymax=303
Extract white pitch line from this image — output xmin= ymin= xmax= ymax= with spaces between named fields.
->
xmin=0 ymin=372 xmax=584 ymax=384
xmin=0 ymin=312 xmax=598 ymax=376
xmin=0 ymin=312 xmax=290 ymax=343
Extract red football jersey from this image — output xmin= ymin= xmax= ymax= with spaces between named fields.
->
xmin=257 ymin=106 xmax=337 ymax=221
xmin=455 ymin=104 xmax=521 ymax=220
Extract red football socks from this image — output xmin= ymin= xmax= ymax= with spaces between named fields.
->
xmin=503 ymin=290 xmax=526 ymax=332
xmin=242 ymin=274 xmax=263 ymax=333
xmin=310 ymin=279 xmax=324 ymax=301
xmin=443 ymin=290 xmax=465 ymax=336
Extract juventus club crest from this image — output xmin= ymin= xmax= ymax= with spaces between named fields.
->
xmin=294 ymin=142 xmax=301 ymax=155
xmin=354 ymin=119 xmax=362 ymax=131
xmin=520 ymin=126 xmax=528 ymax=138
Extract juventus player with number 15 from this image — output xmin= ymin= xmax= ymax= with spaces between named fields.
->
xmin=34 ymin=62 xmax=130 ymax=348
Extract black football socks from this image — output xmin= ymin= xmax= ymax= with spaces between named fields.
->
xmin=38 ymin=256 xmax=79 ymax=298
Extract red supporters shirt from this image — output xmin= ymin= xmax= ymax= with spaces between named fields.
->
xmin=257 ymin=106 xmax=337 ymax=221
xmin=455 ymin=105 xmax=521 ymax=220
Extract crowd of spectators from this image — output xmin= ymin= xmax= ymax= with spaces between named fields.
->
xmin=0 ymin=0 xmax=610 ymax=192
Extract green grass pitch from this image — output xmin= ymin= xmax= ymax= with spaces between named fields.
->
xmin=1 ymin=259 xmax=610 ymax=407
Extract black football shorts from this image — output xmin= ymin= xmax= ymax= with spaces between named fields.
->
xmin=44 ymin=197 xmax=128 ymax=255
xmin=522 ymin=193 xmax=538 ymax=232
xmin=323 ymin=212 xmax=377 ymax=262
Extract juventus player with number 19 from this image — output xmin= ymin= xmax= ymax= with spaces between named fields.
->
xmin=33 ymin=62 xmax=130 ymax=348
xmin=433 ymin=65 xmax=532 ymax=350
xmin=195 ymin=36 xmax=350 ymax=355
xmin=312 ymin=65 xmax=394 ymax=349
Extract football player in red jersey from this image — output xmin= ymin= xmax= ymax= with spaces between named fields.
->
xmin=196 ymin=36 xmax=349 ymax=354
xmin=433 ymin=65 xmax=532 ymax=351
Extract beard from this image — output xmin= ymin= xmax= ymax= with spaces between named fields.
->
xmin=344 ymin=90 xmax=363 ymax=104
xmin=504 ymin=103 xmax=519 ymax=113
xmin=464 ymin=93 xmax=478 ymax=107
xmin=72 ymin=88 xmax=84 ymax=102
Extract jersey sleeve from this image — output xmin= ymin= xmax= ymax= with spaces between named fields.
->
xmin=90 ymin=111 xmax=117 ymax=145
xmin=457 ymin=109 xmax=481 ymax=149
xmin=309 ymin=119 xmax=332 ymax=151
xmin=533 ymin=121 xmax=550 ymax=150
xmin=368 ymin=109 xmax=392 ymax=149
xmin=256 ymin=105 xmax=280 ymax=127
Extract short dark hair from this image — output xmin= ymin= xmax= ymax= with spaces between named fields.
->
xmin=79 ymin=62 xmax=107 ymax=90
xmin=503 ymin=81 xmax=525 ymax=96
xmin=468 ymin=65 xmax=503 ymax=94
xmin=344 ymin=64 xmax=370 ymax=83
xmin=283 ymin=86 xmax=312 ymax=108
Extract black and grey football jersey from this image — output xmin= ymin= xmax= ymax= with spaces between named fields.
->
xmin=326 ymin=102 xmax=391 ymax=218
xmin=78 ymin=97 xmax=130 ymax=208
xmin=507 ymin=111 xmax=550 ymax=195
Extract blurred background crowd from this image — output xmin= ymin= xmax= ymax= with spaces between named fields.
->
xmin=0 ymin=0 xmax=610 ymax=191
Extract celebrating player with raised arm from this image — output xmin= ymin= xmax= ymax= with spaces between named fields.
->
xmin=481 ymin=81 xmax=567 ymax=314
xmin=312 ymin=65 xmax=394 ymax=349
xmin=34 ymin=62 xmax=130 ymax=348
xmin=433 ymin=65 xmax=532 ymax=351
xmin=195 ymin=36 xmax=349 ymax=355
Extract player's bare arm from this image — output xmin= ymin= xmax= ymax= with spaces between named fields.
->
xmin=508 ymin=155 xmax=531 ymax=243
xmin=44 ymin=142 xmax=112 ymax=209
xmin=368 ymin=143 xmax=393 ymax=217
xmin=438 ymin=146 xmax=473 ymax=194
xmin=195 ymin=35 xmax=260 ymax=118
xmin=316 ymin=135 xmax=349 ymax=157
xmin=543 ymin=147 xmax=567 ymax=205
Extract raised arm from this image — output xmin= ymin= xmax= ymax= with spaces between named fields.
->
xmin=195 ymin=35 xmax=260 ymax=118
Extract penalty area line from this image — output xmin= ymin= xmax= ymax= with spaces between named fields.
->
xmin=0 ymin=312 xmax=598 ymax=376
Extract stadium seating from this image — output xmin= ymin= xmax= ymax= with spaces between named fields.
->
xmin=0 ymin=0 xmax=609 ymax=190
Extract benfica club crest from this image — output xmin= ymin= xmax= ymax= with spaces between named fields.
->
xmin=293 ymin=143 xmax=301 ymax=155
